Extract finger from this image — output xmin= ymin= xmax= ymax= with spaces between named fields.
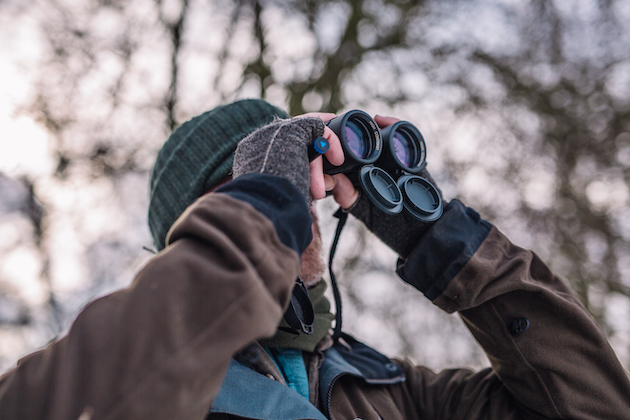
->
xmin=322 ymin=126 xmax=344 ymax=166
xmin=295 ymin=113 xmax=344 ymax=166
xmin=374 ymin=115 xmax=400 ymax=129
xmin=324 ymin=174 xmax=337 ymax=192
xmin=309 ymin=157 xmax=326 ymax=200
xmin=331 ymin=173 xmax=359 ymax=209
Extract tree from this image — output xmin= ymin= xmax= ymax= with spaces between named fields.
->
xmin=1 ymin=0 xmax=628 ymax=372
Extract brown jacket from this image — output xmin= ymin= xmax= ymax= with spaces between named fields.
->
xmin=1 ymin=192 xmax=629 ymax=419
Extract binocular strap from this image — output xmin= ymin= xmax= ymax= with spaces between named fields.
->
xmin=329 ymin=208 xmax=349 ymax=342
xmin=280 ymin=207 xmax=348 ymax=341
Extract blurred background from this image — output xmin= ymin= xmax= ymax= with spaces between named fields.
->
xmin=1 ymin=0 xmax=629 ymax=373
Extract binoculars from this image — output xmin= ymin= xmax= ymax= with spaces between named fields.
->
xmin=323 ymin=110 xmax=443 ymax=222
xmin=288 ymin=110 xmax=443 ymax=336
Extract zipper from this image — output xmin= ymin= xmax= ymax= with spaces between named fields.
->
xmin=325 ymin=372 xmax=347 ymax=420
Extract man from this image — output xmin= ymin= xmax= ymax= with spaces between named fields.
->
xmin=1 ymin=99 xmax=629 ymax=419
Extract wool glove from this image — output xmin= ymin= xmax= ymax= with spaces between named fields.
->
xmin=347 ymin=166 xmax=443 ymax=258
xmin=232 ymin=117 xmax=325 ymax=205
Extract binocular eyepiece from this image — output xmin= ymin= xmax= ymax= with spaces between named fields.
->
xmin=323 ymin=110 xmax=442 ymax=222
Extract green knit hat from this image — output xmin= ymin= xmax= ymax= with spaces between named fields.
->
xmin=148 ymin=99 xmax=289 ymax=250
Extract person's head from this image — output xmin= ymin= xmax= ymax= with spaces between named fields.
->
xmin=148 ymin=99 xmax=288 ymax=251
xmin=148 ymin=99 xmax=327 ymax=285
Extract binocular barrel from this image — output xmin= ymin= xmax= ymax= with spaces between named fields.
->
xmin=323 ymin=110 xmax=382 ymax=174
xmin=322 ymin=110 xmax=442 ymax=222
xmin=379 ymin=121 xmax=427 ymax=175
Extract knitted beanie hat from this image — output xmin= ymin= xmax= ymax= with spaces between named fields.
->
xmin=148 ymin=99 xmax=289 ymax=250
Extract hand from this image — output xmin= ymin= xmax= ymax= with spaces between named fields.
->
xmin=232 ymin=115 xmax=344 ymax=206
xmin=331 ymin=114 xmax=444 ymax=258
xmin=295 ymin=113 xmax=344 ymax=200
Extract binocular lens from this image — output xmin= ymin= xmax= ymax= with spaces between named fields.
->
xmin=392 ymin=130 xmax=416 ymax=168
xmin=380 ymin=122 xmax=426 ymax=174
xmin=344 ymin=119 xmax=373 ymax=160
xmin=324 ymin=110 xmax=381 ymax=175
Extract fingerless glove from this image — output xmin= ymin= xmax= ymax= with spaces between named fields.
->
xmin=348 ymin=166 xmax=443 ymax=258
xmin=233 ymin=117 xmax=325 ymax=205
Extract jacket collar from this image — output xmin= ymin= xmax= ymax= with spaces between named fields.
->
xmin=319 ymin=334 xmax=406 ymax=419
xmin=210 ymin=359 xmax=327 ymax=420
xmin=209 ymin=334 xmax=405 ymax=420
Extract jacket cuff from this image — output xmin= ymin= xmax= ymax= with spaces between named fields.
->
xmin=396 ymin=199 xmax=491 ymax=300
xmin=215 ymin=173 xmax=313 ymax=255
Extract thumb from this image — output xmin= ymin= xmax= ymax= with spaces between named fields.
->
xmin=331 ymin=174 xmax=359 ymax=209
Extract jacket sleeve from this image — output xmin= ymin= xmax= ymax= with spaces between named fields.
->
xmin=395 ymin=199 xmax=630 ymax=420
xmin=0 ymin=174 xmax=311 ymax=420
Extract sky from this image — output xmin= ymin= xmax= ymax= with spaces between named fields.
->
xmin=0 ymin=11 xmax=50 ymax=179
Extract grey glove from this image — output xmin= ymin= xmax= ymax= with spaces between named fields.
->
xmin=348 ymin=166 xmax=443 ymax=258
xmin=233 ymin=117 xmax=325 ymax=204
